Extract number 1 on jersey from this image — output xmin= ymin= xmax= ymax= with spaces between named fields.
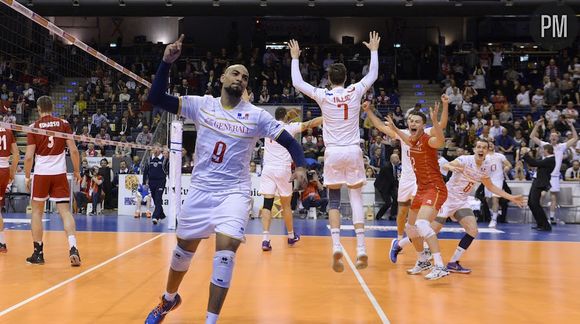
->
xmin=338 ymin=103 xmax=348 ymax=120
xmin=0 ymin=135 xmax=6 ymax=151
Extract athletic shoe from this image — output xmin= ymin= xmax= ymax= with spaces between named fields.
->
xmin=332 ymin=246 xmax=344 ymax=273
xmin=446 ymin=261 xmax=471 ymax=274
xmin=26 ymin=250 xmax=45 ymax=265
xmin=145 ymin=294 xmax=182 ymax=324
xmin=488 ymin=219 xmax=497 ymax=228
xmin=425 ymin=265 xmax=450 ymax=280
xmin=0 ymin=243 xmax=6 ymax=253
xmin=134 ymin=212 xmax=140 ymax=218
xmin=287 ymin=234 xmax=300 ymax=246
xmin=152 ymin=219 xmax=158 ymax=225
xmin=69 ymin=246 xmax=81 ymax=267
xmin=389 ymin=239 xmax=402 ymax=264
xmin=356 ymin=248 xmax=368 ymax=270
xmin=406 ymin=260 xmax=432 ymax=275
xmin=146 ymin=211 xmax=152 ymax=218
xmin=261 ymin=240 xmax=272 ymax=251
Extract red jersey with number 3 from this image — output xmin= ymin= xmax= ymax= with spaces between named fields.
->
xmin=409 ymin=132 xmax=445 ymax=189
xmin=27 ymin=115 xmax=72 ymax=175
xmin=0 ymin=127 xmax=15 ymax=168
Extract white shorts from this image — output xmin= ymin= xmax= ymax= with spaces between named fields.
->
xmin=176 ymin=187 xmax=251 ymax=242
xmin=437 ymin=194 xmax=472 ymax=218
xmin=484 ymin=178 xmax=504 ymax=198
xmin=549 ymin=176 xmax=560 ymax=192
xmin=397 ymin=177 xmax=417 ymax=202
xmin=259 ymin=166 xmax=292 ymax=197
xmin=323 ymin=145 xmax=366 ymax=186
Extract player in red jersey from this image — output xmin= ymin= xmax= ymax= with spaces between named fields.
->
xmin=386 ymin=102 xmax=449 ymax=280
xmin=24 ymin=96 xmax=82 ymax=266
xmin=0 ymin=127 xmax=19 ymax=253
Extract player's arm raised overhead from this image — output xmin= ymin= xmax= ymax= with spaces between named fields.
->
xmin=147 ymin=34 xmax=183 ymax=115
xmin=385 ymin=114 xmax=412 ymax=147
xmin=359 ymin=31 xmax=380 ymax=90
xmin=481 ymin=176 xmax=525 ymax=207
xmin=529 ymin=118 xmax=545 ymax=146
xmin=438 ymin=94 xmax=450 ymax=130
xmin=565 ymin=119 xmax=578 ymax=148
xmin=362 ymin=101 xmax=396 ymax=138
xmin=301 ymin=116 xmax=323 ymax=132
xmin=288 ymin=39 xmax=318 ymax=100
xmin=428 ymin=102 xmax=446 ymax=149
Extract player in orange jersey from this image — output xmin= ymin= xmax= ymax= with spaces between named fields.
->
xmin=386 ymin=102 xmax=449 ymax=280
xmin=0 ymin=126 xmax=19 ymax=253
xmin=24 ymin=96 xmax=82 ymax=266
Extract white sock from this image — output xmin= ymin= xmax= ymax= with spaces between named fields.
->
xmin=397 ymin=234 xmax=403 ymax=241
xmin=330 ymin=228 xmax=340 ymax=247
xmin=206 ymin=312 xmax=219 ymax=324
xmin=262 ymin=231 xmax=270 ymax=241
xmin=287 ymin=231 xmax=294 ymax=239
xmin=423 ymin=241 xmax=429 ymax=250
xmin=450 ymin=247 xmax=465 ymax=263
xmin=492 ymin=212 xmax=498 ymax=221
xmin=399 ymin=237 xmax=411 ymax=248
xmin=549 ymin=211 xmax=555 ymax=219
xmin=433 ymin=252 xmax=443 ymax=267
xmin=0 ymin=232 xmax=5 ymax=244
xmin=417 ymin=251 xmax=428 ymax=262
xmin=164 ymin=291 xmax=177 ymax=302
xmin=68 ymin=235 xmax=77 ymax=249
xmin=355 ymin=228 xmax=365 ymax=249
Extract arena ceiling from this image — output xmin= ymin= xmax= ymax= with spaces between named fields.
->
xmin=14 ymin=0 xmax=580 ymax=17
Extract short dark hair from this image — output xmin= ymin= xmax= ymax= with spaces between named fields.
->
xmin=327 ymin=63 xmax=347 ymax=85
xmin=36 ymin=96 xmax=53 ymax=113
xmin=543 ymin=144 xmax=554 ymax=154
xmin=274 ymin=107 xmax=287 ymax=121
xmin=475 ymin=138 xmax=490 ymax=149
xmin=407 ymin=111 xmax=427 ymax=124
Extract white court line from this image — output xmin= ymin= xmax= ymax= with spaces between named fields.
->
xmin=342 ymin=246 xmax=390 ymax=324
xmin=0 ymin=233 xmax=165 ymax=317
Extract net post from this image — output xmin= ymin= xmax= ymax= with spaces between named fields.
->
xmin=168 ymin=118 xmax=183 ymax=230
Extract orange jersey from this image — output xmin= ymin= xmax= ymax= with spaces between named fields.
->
xmin=27 ymin=115 xmax=72 ymax=175
xmin=0 ymin=127 xmax=15 ymax=168
xmin=409 ymin=132 xmax=445 ymax=189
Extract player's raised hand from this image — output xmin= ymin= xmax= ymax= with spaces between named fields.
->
xmin=441 ymin=94 xmax=449 ymax=105
xmin=535 ymin=117 xmax=544 ymax=126
xmin=430 ymin=103 xmax=440 ymax=125
xmin=363 ymin=31 xmax=381 ymax=51
xmin=385 ymin=115 xmax=398 ymax=131
xmin=511 ymin=195 xmax=526 ymax=208
xmin=288 ymin=39 xmax=302 ymax=59
xmin=163 ymin=34 xmax=184 ymax=64
xmin=291 ymin=167 xmax=308 ymax=191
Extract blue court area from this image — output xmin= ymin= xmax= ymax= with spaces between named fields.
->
xmin=3 ymin=212 xmax=580 ymax=243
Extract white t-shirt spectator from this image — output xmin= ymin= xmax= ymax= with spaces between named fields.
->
xmin=532 ymin=94 xmax=544 ymax=107
xmin=516 ymin=91 xmax=530 ymax=107
xmin=564 ymin=166 xmax=580 ymax=181
xmin=136 ymin=131 xmax=152 ymax=146
xmin=492 ymin=51 xmax=503 ymax=67
xmin=119 ymin=92 xmax=131 ymax=102
xmin=545 ymin=109 xmax=561 ymax=124
xmin=125 ymin=80 xmax=136 ymax=90
xmin=481 ymin=102 xmax=492 ymax=115
xmin=562 ymin=107 xmax=578 ymax=122
xmin=448 ymin=92 xmax=463 ymax=106
xmin=472 ymin=118 xmax=487 ymax=129
xmin=23 ymin=87 xmax=34 ymax=101
xmin=490 ymin=125 xmax=505 ymax=139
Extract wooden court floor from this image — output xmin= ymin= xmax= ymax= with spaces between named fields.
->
xmin=0 ymin=230 xmax=579 ymax=324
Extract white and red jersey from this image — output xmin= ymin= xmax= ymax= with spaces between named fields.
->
xmin=27 ymin=115 xmax=72 ymax=175
xmin=446 ymin=155 xmax=491 ymax=197
xmin=487 ymin=152 xmax=507 ymax=183
xmin=397 ymin=128 xmax=432 ymax=182
xmin=262 ymin=122 xmax=302 ymax=168
xmin=0 ymin=127 xmax=15 ymax=168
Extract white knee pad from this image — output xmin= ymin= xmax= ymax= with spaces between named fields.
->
xmin=416 ymin=219 xmax=435 ymax=239
xmin=211 ymin=250 xmax=236 ymax=288
xmin=349 ymin=187 xmax=364 ymax=224
xmin=405 ymin=223 xmax=419 ymax=239
xmin=170 ymin=245 xmax=194 ymax=272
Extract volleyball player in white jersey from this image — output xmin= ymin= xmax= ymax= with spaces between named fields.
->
xmin=392 ymin=139 xmax=524 ymax=273
xmin=260 ymin=107 xmax=322 ymax=251
xmin=363 ymin=95 xmax=449 ymax=262
xmin=145 ymin=35 xmax=307 ymax=324
xmin=485 ymin=142 xmax=512 ymax=228
xmin=530 ymin=118 xmax=578 ymax=224
xmin=289 ymin=32 xmax=380 ymax=272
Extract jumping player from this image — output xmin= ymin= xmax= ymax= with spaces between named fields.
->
xmin=260 ymin=107 xmax=322 ymax=251
xmin=144 ymin=35 xmax=307 ymax=324
xmin=0 ymin=126 xmax=19 ymax=253
xmin=24 ymin=96 xmax=82 ymax=266
xmin=289 ymin=31 xmax=380 ymax=272
xmin=485 ymin=142 xmax=512 ymax=228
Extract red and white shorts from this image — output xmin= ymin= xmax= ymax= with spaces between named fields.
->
xmin=32 ymin=174 xmax=70 ymax=202
xmin=411 ymin=185 xmax=448 ymax=211
xmin=0 ymin=168 xmax=9 ymax=205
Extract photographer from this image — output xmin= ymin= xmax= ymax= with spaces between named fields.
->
xmin=301 ymin=170 xmax=328 ymax=217
xmin=74 ymin=166 xmax=103 ymax=215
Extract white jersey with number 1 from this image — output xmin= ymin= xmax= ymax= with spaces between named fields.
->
xmin=262 ymin=122 xmax=302 ymax=168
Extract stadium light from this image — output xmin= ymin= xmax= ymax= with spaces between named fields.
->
xmin=260 ymin=0 xmax=267 ymax=7
xmin=166 ymin=0 xmax=173 ymax=7
xmin=505 ymin=0 xmax=513 ymax=7
xmin=454 ymin=1 xmax=463 ymax=7
xmin=213 ymin=0 xmax=220 ymax=7
xmin=26 ymin=0 xmax=33 ymax=7
xmin=72 ymin=0 xmax=79 ymax=6
xmin=355 ymin=0 xmax=364 ymax=7
xmin=119 ymin=0 xmax=126 ymax=7
xmin=308 ymin=0 xmax=315 ymax=7
xmin=405 ymin=0 xmax=413 ymax=7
